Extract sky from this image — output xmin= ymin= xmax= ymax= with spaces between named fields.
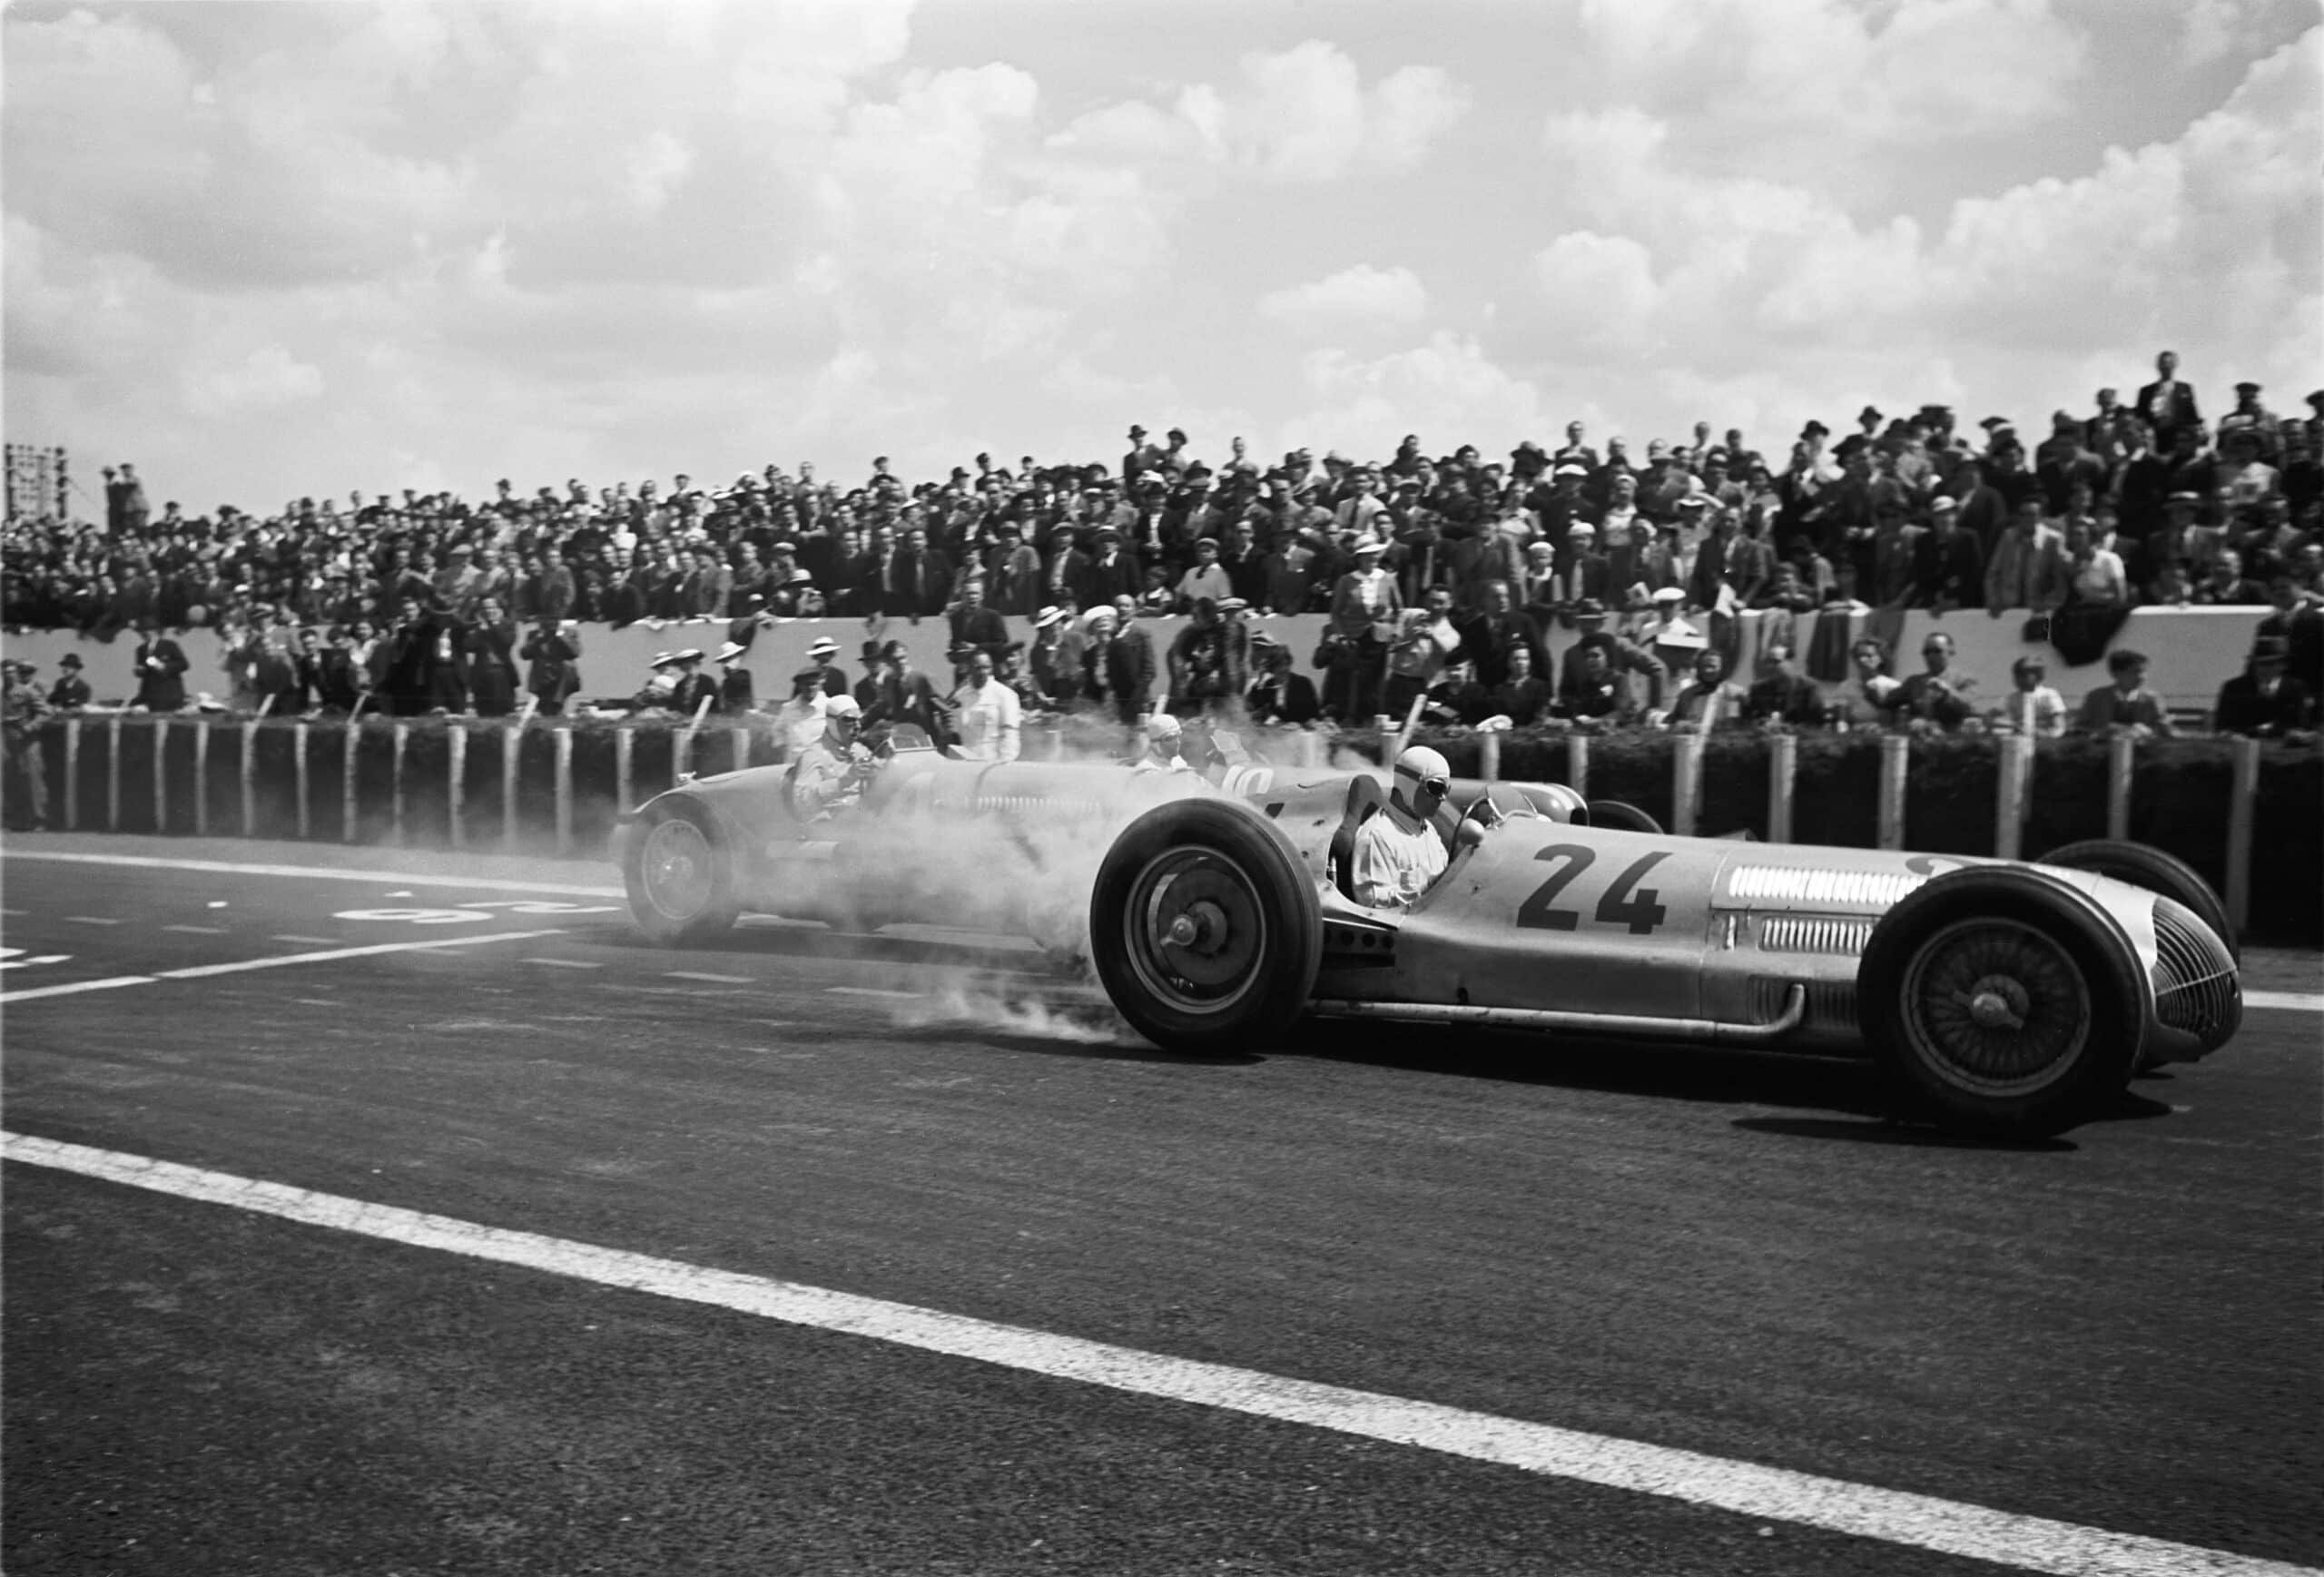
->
xmin=5 ymin=0 xmax=2319 ymax=518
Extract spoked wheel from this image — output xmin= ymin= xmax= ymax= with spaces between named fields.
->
xmin=1859 ymin=868 xmax=2142 ymax=1138
xmin=624 ymin=798 xmax=739 ymax=943
xmin=1090 ymin=798 xmax=1320 ymax=1052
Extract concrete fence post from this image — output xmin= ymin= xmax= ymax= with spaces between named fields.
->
xmin=106 ymin=717 xmax=121 ymax=832
xmin=241 ymin=723 xmax=258 ymax=836
xmin=615 ymin=727 xmax=635 ymax=813
xmin=554 ymin=726 xmax=574 ymax=855
xmin=502 ymin=726 xmax=522 ymax=851
xmin=448 ymin=724 xmax=468 ymax=849
xmin=342 ymin=724 xmax=359 ymax=843
xmin=193 ymin=721 xmax=211 ymax=836
xmin=2225 ymin=736 xmax=2260 ymax=938
xmin=1567 ymin=733 xmax=1590 ymax=802
xmin=1479 ymin=729 xmax=1501 ymax=781
xmin=2105 ymin=734 xmax=2135 ymax=843
xmin=1670 ymin=731 xmax=1704 ymax=836
xmin=391 ymin=722 xmax=409 ymax=847
xmin=293 ymin=723 xmax=310 ymax=840
xmin=1768 ymin=733 xmax=1797 ymax=844
xmin=1994 ymin=733 xmax=2034 ymax=861
xmin=152 ymin=718 xmax=170 ymax=834
xmin=62 ymin=718 xmax=79 ymax=832
xmin=732 ymin=725 xmax=750 ymax=774
xmin=1297 ymin=729 xmax=1323 ymax=769
xmin=1876 ymin=733 xmax=1910 ymax=851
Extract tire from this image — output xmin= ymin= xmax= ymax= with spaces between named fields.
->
xmin=1857 ymin=867 xmax=2145 ymax=1138
xmin=623 ymin=796 xmax=740 ymax=944
xmin=2036 ymin=839 xmax=2237 ymax=961
xmin=1586 ymin=798 xmax=1663 ymax=835
xmin=1089 ymin=797 xmax=1322 ymax=1052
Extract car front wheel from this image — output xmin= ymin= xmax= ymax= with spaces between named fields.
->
xmin=624 ymin=798 xmax=740 ymax=944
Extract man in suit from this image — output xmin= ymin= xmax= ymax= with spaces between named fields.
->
xmin=2137 ymin=349 xmax=2201 ymax=451
xmin=1073 ymin=525 xmax=1143 ymax=610
xmin=1243 ymin=633 xmax=1320 ymax=725
xmin=130 ymin=616 xmax=191 ymax=712
xmin=1984 ymin=498 xmax=2067 ymax=613
xmin=2214 ymin=636 xmax=2313 ymax=737
xmin=1742 ymin=643 xmax=1825 ymax=727
xmin=45 ymin=653 xmax=93 ymax=711
xmin=946 ymin=577 xmax=1010 ymax=663
xmin=2077 ymin=649 xmax=2174 ymax=736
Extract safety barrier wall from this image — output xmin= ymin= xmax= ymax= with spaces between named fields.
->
xmin=0 ymin=604 xmax=2277 ymax=714
xmin=16 ymin=715 xmax=2318 ymax=942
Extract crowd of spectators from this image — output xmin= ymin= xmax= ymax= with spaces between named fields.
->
xmin=5 ymin=353 xmax=2320 ymax=745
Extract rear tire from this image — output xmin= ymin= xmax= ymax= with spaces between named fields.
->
xmin=624 ymin=797 xmax=740 ymax=944
xmin=1586 ymin=798 xmax=1663 ymax=835
xmin=1089 ymin=798 xmax=1321 ymax=1052
xmin=1858 ymin=868 xmax=2143 ymax=1138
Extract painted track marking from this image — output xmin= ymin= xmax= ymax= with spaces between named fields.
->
xmin=826 ymin=986 xmax=922 ymax=1000
xmin=2 ymin=850 xmax=623 ymax=899
xmin=665 ymin=971 xmax=752 ymax=984
xmin=524 ymin=958 xmax=601 ymax=969
xmin=63 ymin=915 xmax=122 ymax=926
xmin=0 ymin=930 xmax=565 ymax=1004
xmin=161 ymin=924 xmax=229 ymax=935
xmin=2245 ymin=990 xmax=2323 ymax=1013
xmin=3 ymin=1129 xmax=2310 ymax=1577
xmin=271 ymin=935 xmax=339 ymax=946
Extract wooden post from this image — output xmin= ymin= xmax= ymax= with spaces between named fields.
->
xmin=153 ymin=718 xmax=170 ymax=833
xmin=240 ymin=722 xmax=258 ymax=836
xmin=554 ymin=725 xmax=574 ymax=855
xmin=615 ymin=727 xmax=635 ymax=813
xmin=62 ymin=718 xmax=79 ymax=832
xmin=448 ymin=724 xmax=467 ymax=849
xmin=2225 ymin=736 xmax=2260 ymax=939
xmin=1567 ymin=732 xmax=1590 ymax=802
xmin=1994 ymin=733 xmax=2034 ymax=861
xmin=1876 ymin=733 xmax=1909 ymax=851
xmin=502 ymin=725 xmax=522 ymax=851
xmin=1479 ymin=730 xmax=1502 ymax=781
xmin=293 ymin=723 xmax=310 ymax=840
xmin=391 ymin=722 xmax=409 ymax=846
xmin=106 ymin=717 xmax=121 ymax=832
xmin=2105 ymin=734 xmax=2135 ymax=843
xmin=1670 ymin=731 xmax=1704 ymax=837
xmin=1768 ymin=732 xmax=1797 ymax=844
xmin=192 ymin=721 xmax=211 ymax=836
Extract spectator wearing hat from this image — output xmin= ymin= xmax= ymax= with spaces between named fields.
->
xmin=984 ymin=520 xmax=1044 ymax=616
xmin=949 ymin=647 xmax=1022 ymax=763
xmin=774 ymin=665 xmax=831 ymax=750
xmin=519 ymin=617 xmax=584 ymax=715
xmin=458 ymin=596 xmax=521 ymax=716
xmin=1175 ymin=537 xmax=1234 ymax=610
xmin=2137 ymin=350 xmax=2201 ymax=451
xmin=665 ymin=649 xmax=717 ymax=718
xmin=2077 ymin=649 xmax=2173 ymax=737
xmin=1244 ymin=632 xmax=1321 ymax=726
xmin=2214 ymin=636 xmax=2314 ymax=737
xmin=1322 ymin=537 xmax=1400 ymax=718
xmin=1166 ymin=596 xmax=1246 ymax=715
xmin=1985 ymin=654 xmax=2069 ymax=737
xmin=130 ymin=617 xmax=191 ymax=713
xmin=1566 ymin=596 xmax=1669 ymax=709
xmin=1074 ymin=524 xmax=1143 ymax=611
xmin=802 ymin=635 xmax=848 ymax=701
xmin=867 ymin=640 xmax=955 ymax=746
xmin=2035 ymin=410 xmax=2108 ymax=516
xmin=630 ymin=649 xmax=691 ymax=716
xmin=46 ymin=652 xmax=92 ymax=711
xmin=1023 ymin=606 xmax=1073 ymax=708
xmin=2216 ymin=380 xmax=2278 ymax=465
xmin=713 ymin=641 xmax=757 ymax=715
xmin=1911 ymin=496 xmax=1986 ymax=609
xmin=1 ymin=660 xmax=50 ymax=831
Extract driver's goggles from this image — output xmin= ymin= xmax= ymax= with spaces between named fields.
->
xmin=1414 ymin=776 xmax=1449 ymax=796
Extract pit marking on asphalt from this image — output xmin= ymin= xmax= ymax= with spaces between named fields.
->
xmin=5 ymin=1130 xmax=2309 ymax=1577
xmin=0 ymin=930 xmax=565 ymax=1004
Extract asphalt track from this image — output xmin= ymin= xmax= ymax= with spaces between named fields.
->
xmin=4 ymin=833 xmax=2319 ymax=1577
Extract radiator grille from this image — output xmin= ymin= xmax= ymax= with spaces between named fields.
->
xmin=2149 ymin=897 xmax=2240 ymax=1049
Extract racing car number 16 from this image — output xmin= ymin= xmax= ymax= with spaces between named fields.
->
xmin=1515 ymin=844 xmax=1671 ymax=935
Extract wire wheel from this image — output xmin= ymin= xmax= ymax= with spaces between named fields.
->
xmin=638 ymin=814 xmax=716 ymax=922
xmin=1898 ymin=917 xmax=2091 ymax=1096
xmin=1120 ymin=848 xmax=1270 ymax=1019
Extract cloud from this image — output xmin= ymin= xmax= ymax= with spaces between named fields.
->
xmin=1284 ymin=333 xmax=1552 ymax=461
xmin=1257 ymin=265 xmax=1429 ymax=338
xmin=181 ymin=346 xmax=326 ymax=417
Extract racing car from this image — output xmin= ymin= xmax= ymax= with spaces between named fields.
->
xmin=617 ymin=734 xmax=2240 ymax=1138
xmin=1084 ymin=775 xmax=2241 ymax=1138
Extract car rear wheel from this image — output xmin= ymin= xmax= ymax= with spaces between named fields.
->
xmin=1090 ymin=799 xmax=1321 ymax=1052
xmin=624 ymin=798 xmax=739 ymax=944
xmin=1586 ymin=798 xmax=1662 ymax=834
xmin=1859 ymin=869 xmax=2142 ymax=1138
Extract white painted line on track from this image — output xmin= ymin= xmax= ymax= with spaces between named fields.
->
xmin=826 ymin=986 xmax=922 ymax=1000
xmin=665 ymin=971 xmax=752 ymax=984
xmin=63 ymin=915 xmax=122 ymax=926
xmin=524 ymin=958 xmax=601 ymax=969
xmin=2245 ymin=990 xmax=2324 ymax=1013
xmin=161 ymin=924 xmax=229 ymax=935
xmin=3 ymin=1130 xmax=2310 ymax=1577
xmin=0 ymin=930 xmax=564 ymax=1004
xmin=271 ymin=935 xmax=339 ymax=946
xmin=2 ymin=850 xmax=623 ymax=900
xmin=0 ymin=906 xmax=26 ymax=915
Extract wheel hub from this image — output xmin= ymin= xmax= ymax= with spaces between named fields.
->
xmin=1124 ymin=850 xmax=1268 ymax=1010
xmin=1963 ymin=974 xmax=2029 ymax=1030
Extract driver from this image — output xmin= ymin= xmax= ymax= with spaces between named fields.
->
xmin=789 ymin=695 xmax=876 ymax=822
xmin=1352 ymin=745 xmax=1452 ymax=911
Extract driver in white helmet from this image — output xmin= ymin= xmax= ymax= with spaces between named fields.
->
xmin=790 ymin=695 xmax=875 ymax=821
xmin=1131 ymin=712 xmax=1192 ymax=773
xmin=1352 ymin=744 xmax=1452 ymax=910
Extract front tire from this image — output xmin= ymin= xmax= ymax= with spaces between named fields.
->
xmin=624 ymin=797 xmax=740 ymax=944
xmin=1858 ymin=868 xmax=2144 ymax=1138
xmin=2037 ymin=838 xmax=2236 ymax=961
xmin=1089 ymin=798 xmax=1321 ymax=1052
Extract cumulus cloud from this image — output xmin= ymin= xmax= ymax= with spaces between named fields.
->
xmin=181 ymin=346 xmax=325 ymax=417
xmin=1257 ymin=265 xmax=1429 ymax=338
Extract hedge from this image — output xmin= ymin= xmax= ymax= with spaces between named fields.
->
xmin=20 ymin=714 xmax=2320 ymax=942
